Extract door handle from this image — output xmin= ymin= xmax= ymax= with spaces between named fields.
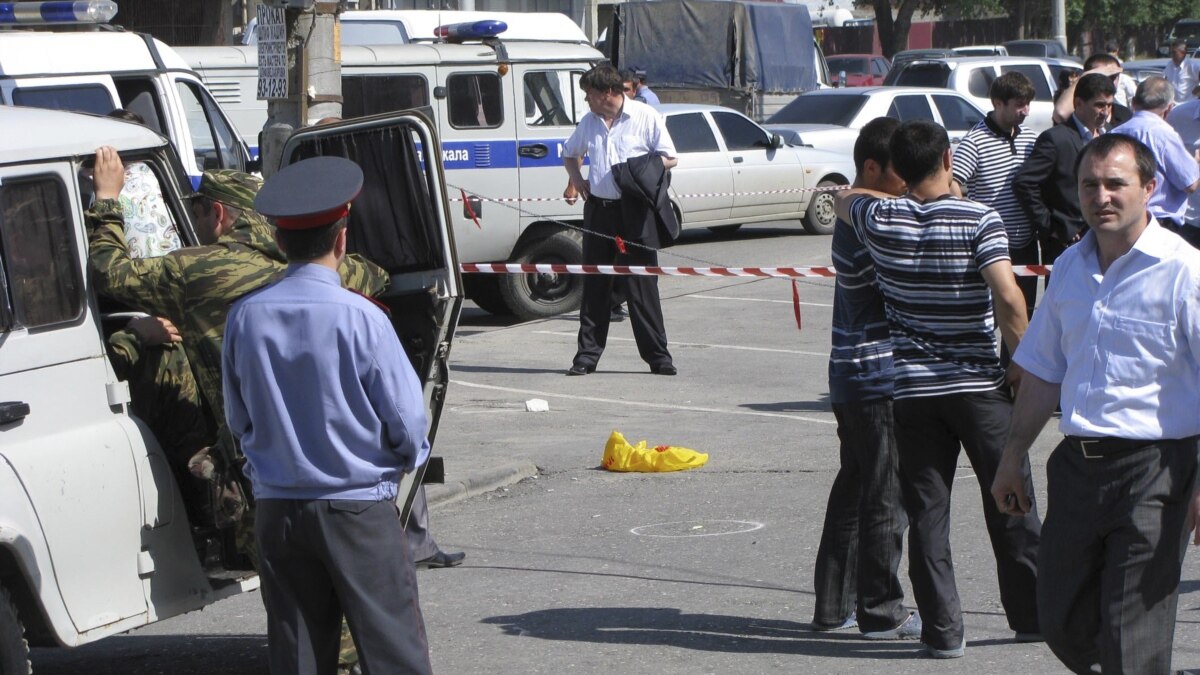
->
xmin=519 ymin=144 xmax=549 ymax=159
xmin=0 ymin=401 xmax=30 ymax=425
xmin=733 ymin=156 xmax=744 ymax=163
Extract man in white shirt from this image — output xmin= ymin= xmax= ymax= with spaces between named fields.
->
xmin=562 ymin=64 xmax=678 ymax=376
xmin=1163 ymin=40 xmax=1200 ymax=103
xmin=992 ymin=134 xmax=1200 ymax=674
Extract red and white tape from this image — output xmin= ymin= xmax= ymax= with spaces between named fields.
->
xmin=460 ymin=263 xmax=1053 ymax=277
xmin=449 ymin=184 xmax=850 ymax=203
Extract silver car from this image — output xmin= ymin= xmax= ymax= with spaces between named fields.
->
xmin=659 ymin=104 xmax=856 ymax=235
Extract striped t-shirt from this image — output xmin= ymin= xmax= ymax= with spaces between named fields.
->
xmin=951 ymin=115 xmax=1037 ymax=248
xmin=828 ymin=219 xmax=894 ymax=404
xmin=848 ymin=194 xmax=1011 ymax=399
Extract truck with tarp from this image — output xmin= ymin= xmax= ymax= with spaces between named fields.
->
xmin=608 ymin=0 xmax=830 ymax=122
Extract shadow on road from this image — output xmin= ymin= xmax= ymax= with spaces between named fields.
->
xmin=31 ymin=635 xmax=267 ymax=675
xmin=740 ymin=400 xmax=833 ymax=413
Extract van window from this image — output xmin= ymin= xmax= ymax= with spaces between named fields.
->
xmin=1000 ymin=65 xmax=1053 ymax=101
xmin=523 ymin=70 xmax=584 ymax=127
xmin=176 ymin=80 xmax=244 ymax=171
xmin=343 ymin=74 xmax=429 ymax=118
xmin=114 ymin=77 xmax=168 ymax=136
xmin=712 ymin=111 xmax=770 ymax=151
xmin=447 ymin=73 xmax=503 ymax=129
xmin=11 ymin=84 xmax=114 ymax=115
xmin=665 ymin=113 xmax=719 ymax=153
xmin=0 ymin=175 xmax=83 ymax=330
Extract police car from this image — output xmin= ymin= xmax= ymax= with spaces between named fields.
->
xmin=0 ymin=104 xmax=458 ymax=671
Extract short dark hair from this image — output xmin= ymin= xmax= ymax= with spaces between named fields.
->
xmin=1074 ymin=72 xmax=1116 ymax=103
xmin=580 ymin=64 xmax=624 ymax=94
xmin=1075 ymin=134 xmax=1156 ymax=186
xmin=990 ymin=71 xmax=1035 ymax=104
xmin=189 ymin=195 xmax=243 ymax=223
xmin=1104 ymin=39 xmax=1120 ymax=54
xmin=888 ymin=120 xmax=949 ymax=185
xmin=275 ymin=218 xmax=347 ymax=262
xmin=618 ymin=68 xmax=637 ymax=85
xmin=852 ymin=117 xmax=900 ymax=175
xmin=107 ymin=108 xmax=147 ymax=125
xmin=1084 ymin=52 xmax=1119 ymax=70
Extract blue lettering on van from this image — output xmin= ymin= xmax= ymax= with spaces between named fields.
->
xmin=413 ymin=139 xmax=586 ymax=170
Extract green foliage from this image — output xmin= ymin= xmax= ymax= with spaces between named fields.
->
xmin=1067 ymin=0 xmax=1200 ymax=32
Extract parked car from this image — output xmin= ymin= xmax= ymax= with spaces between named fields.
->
xmin=657 ymin=104 xmax=856 ymax=235
xmin=890 ymin=48 xmax=956 ymax=69
xmin=764 ymin=86 xmax=986 ymax=159
xmin=1122 ymin=58 xmax=1168 ymax=82
xmin=883 ymin=56 xmax=1083 ymax=132
xmin=827 ymin=54 xmax=891 ymax=87
xmin=951 ymin=45 xmax=1008 ymax=57
xmin=1158 ymin=18 xmax=1200 ymax=56
xmin=1003 ymin=39 xmax=1078 ymax=62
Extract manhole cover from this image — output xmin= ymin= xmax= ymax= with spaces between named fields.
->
xmin=630 ymin=519 xmax=764 ymax=538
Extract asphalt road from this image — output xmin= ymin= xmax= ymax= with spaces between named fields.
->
xmin=29 ymin=223 xmax=1200 ymax=674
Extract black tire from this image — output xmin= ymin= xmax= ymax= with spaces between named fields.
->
xmin=0 ymin=586 xmax=30 ymax=675
xmin=707 ymin=224 xmax=742 ymax=235
xmin=499 ymin=228 xmax=585 ymax=320
xmin=803 ymin=179 xmax=840 ymax=235
xmin=462 ymin=274 xmax=513 ymax=316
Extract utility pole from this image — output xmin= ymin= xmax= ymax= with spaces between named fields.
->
xmin=1052 ymin=0 xmax=1067 ymax=54
xmin=258 ymin=0 xmax=344 ymax=177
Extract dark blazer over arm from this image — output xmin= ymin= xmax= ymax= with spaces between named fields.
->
xmin=612 ymin=153 xmax=680 ymax=249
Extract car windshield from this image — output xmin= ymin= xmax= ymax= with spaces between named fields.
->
xmin=888 ymin=63 xmax=951 ymax=88
xmin=827 ymin=57 xmax=868 ymax=74
xmin=767 ymin=93 xmax=867 ymax=125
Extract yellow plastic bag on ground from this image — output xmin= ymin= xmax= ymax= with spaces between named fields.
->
xmin=601 ymin=430 xmax=709 ymax=472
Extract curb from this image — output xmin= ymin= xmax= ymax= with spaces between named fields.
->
xmin=426 ymin=459 xmax=540 ymax=508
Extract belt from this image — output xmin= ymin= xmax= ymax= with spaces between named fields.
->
xmin=1065 ymin=435 xmax=1154 ymax=459
xmin=589 ymin=196 xmax=622 ymax=207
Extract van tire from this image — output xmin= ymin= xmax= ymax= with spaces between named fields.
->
xmin=500 ymin=229 xmax=584 ymax=320
xmin=0 ymin=585 xmax=31 ymax=675
xmin=462 ymin=274 xmax=513 ymax=316
xmin=803 ymin=180 xmax=840 ymax=235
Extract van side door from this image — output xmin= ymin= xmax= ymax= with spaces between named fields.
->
xmin=511 ymin=64 xmax=587 ymax=226
xmin=164 ymin=73 xmax=250 ymax=186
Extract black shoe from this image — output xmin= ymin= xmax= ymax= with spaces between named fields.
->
xmin=567 ymin=363 xmax=595 ymax=376
xmin=650 ymin=363 xmax=677 ymax=376
xmin=416 ymin=550 xmax=465 ymax=569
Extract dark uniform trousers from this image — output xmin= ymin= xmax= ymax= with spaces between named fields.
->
xmin=813 ymin=398 xmax=910 ymax=632
xmin=256 ymin=498 xmax=433 ymax=675
xmin=1038 ymin=436 xmax=1200 ymax=675
xmin=574 ymin=199 xmax=671 ymax=369
xmin=894 ymin=388 xmax=1042 ymax=650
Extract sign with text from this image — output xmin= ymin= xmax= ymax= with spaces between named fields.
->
xmin=256 ymin=5 xmax=288 ymax=100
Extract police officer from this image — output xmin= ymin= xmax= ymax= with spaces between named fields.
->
xmin=225 ymin=156 xmax=432 ymax=675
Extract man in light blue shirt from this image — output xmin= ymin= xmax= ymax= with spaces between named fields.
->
xmin=1112 ymin=76 xmax=1200 ymax=229
xmin=993 ymin=135 xmax=1200 ymax=674
xmin=224 ymin=156 xmax=433 ymax=675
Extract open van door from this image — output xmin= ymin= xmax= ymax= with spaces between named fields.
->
xmin=276 ymin=109 xmax=461 ymax=520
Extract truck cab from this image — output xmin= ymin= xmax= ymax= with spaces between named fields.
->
xmin=0 ymin=104 xmax=459 ymax=672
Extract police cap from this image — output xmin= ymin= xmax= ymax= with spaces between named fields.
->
xmin=254 ymin=156 xmax=363 ymax=230
xmin=188 ymin=169 xmax=262 ymax=211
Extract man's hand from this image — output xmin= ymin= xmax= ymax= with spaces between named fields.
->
xmin=991 ymin=452 xmax=1032 ymax=516
xmin=1188 ymin=487 xmax=1200 ymax=545
xmin=93 ymin=146 xmax=126 ymax=201
xmin=563 ymin=182 xmax=580 ymax=206
xmin=127 ymin=316 xmax=182 ymax=346
xmin=567 ymin=175 xmax=590 ymax=203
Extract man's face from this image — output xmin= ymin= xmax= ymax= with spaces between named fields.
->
xmin=1075 ymin=93 xmax=1114 ymax=129
xmin=1173 ymin=45 xmax=1188 ymax=64
xmin=622 ymin=80 xmax=636 ymax=99
xmin=584 ymin=87 xmax=625 ymax=117
xmin=992 ymin=97 xmax=1031 ymax=129
xmin=1077 ymin=147 xmax=1153 ymax=234
xmin=190 ymin=201 xmax=220 ymax=245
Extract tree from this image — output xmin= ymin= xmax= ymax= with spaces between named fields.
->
xmin=860 ymin=0 xmax=1005 ymax=58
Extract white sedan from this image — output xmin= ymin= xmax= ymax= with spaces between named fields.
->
xmin=658 ymin=104 xmax=856 ymax=235
xmin=764 ymin=86 xmax=987 ymax=159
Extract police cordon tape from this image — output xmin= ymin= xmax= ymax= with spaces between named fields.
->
xmin=459 ymin=263 xmax=1055 ymax=278
xmin=448 ymin=184 xmax=853 ymax=203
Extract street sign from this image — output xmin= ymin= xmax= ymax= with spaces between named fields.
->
xmin=256 ymin=5 xmax=287 ymax=100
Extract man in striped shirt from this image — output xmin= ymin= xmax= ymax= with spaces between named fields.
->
xmin=952 ymin=72 xmax=1040 ymax=317
xmin=834 ymin=120 xmax=1041 ymax=660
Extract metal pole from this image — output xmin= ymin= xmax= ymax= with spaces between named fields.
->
xmin=1052 ymin=0 xmax=1067 ymax=53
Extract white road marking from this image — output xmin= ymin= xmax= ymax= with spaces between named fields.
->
xmin=450 ymin=380 xmax=837 ymax=425
xmin=630 ymin=520 xmax=766 ymax=538
xmin=691 ymin=293 xmax=833 ymax=308
xmin=531 ymin=331 xmax=828 ymax=357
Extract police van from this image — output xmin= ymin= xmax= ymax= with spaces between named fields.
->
xmin=0 ymin=103 xmax=459 ymax=671
xmin=0 ymin=0 xmax=253 ymax=187
xmin=183 ymin=14 xmax=604 ymax=320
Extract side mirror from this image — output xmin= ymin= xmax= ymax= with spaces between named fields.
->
xmin=770 ymin=133 xmax=784 ymax=149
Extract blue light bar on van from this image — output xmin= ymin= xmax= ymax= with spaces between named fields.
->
xmin=434 ymin=20 xmax=507 ymax=42
xmin=0 ymin=0 xmax=117 ymax=24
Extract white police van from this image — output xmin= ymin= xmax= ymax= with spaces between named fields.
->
xmin=0 ymin=103 xmax=459 ymax=672
xmin=183 ymin=14 xmax=604 ymax=319
xmin=0 ymin=0 xmax=253 ymax=187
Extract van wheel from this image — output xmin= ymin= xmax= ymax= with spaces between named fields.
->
xmin=462 ymin=274 xmax=513 ymax=316
xmin=499 ymin=229 xmax=584 ymax=320
xmin=0 ymin=585 xmax=31 ymax=675
xmin=803 ymin=180 xmax=840 ymax=235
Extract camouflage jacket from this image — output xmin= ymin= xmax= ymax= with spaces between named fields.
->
xmin=86 ymin=198 xmax=389 ymax=442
